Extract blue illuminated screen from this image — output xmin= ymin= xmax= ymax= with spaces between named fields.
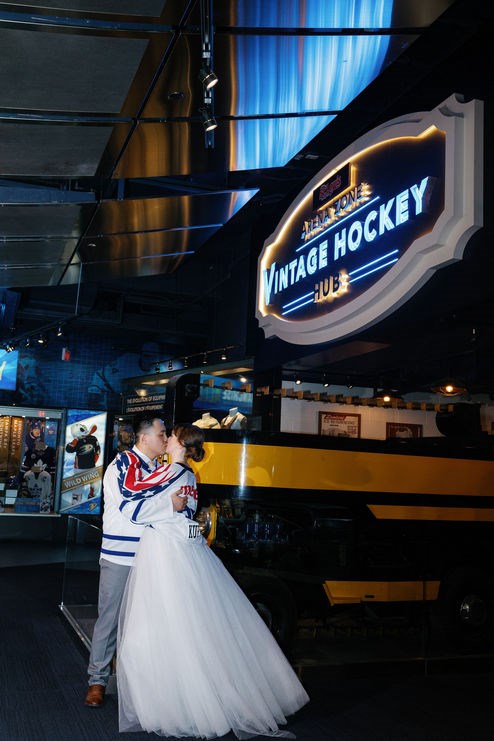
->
xmin=232 ymin=0 xmax=394 ymax=170
xmin=0 ymin=349 xmax=19 ymax=390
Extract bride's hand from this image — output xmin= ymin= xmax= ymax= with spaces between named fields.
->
xmin=171 ymin=492 xmax=187 ymax=511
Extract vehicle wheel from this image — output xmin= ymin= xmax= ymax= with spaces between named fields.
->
xmin=431 ymin=567 xmax=494 ymax=647
xmin=237 ymin=573 xmax=298 ymax=649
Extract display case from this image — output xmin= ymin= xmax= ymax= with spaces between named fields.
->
xmin=0 ymin=405 xmax=64 ymax=515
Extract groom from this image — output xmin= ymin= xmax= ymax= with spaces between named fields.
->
xmin=84 ymin=414 xmax=186 ymax=707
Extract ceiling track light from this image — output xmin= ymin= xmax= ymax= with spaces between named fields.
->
xmin=220 ymin=348 xmax=227 ymax=361
xmin=37 ymin=334 xmax=46 ymax=345
xmin=199 ymin=0 xmax=217 ymax=90
xmin=198 ymin=0 xmax=217 ymax=147
xmin=198 ymin=64 xmax=218 ymax=91
xmin=200 ymin=106 xmax=217 ymax=132
xmin=56 ymin=325 xmax=63 ymax=337
xmin=168 ymin=360 xmax=173 ymax=371
xmin=202 ymin=353 xmax=208 ymax=365
xmin=183 ymin=357 xmax=189 ymax=368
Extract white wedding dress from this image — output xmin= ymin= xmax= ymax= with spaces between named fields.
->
xmin=117 ymin=485 xmax=309 ymax=739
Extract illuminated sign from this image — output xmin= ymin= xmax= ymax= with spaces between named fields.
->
xmin=256 ymin=95 xmax=483 ymax=345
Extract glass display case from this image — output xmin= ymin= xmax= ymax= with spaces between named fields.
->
xmin=0 ymin=405 xmax=64 ymax=515
xmin=59 ymin=515 xmax=101 ymax=651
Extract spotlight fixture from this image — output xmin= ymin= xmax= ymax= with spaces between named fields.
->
xmin=155 ymin=362 xmax=161 ymax=373
xmin=37 ymin=334 xmax=46 ymax=345
xmin=4 ymin=342 xmax=15 ymax=352
xmin=198 ymin=64 xmax=218 ymax=90
xmin=202 ymin=353 xmax=208 ymax=365
xmin=220 ymin=348 xmax=227 ymax=361
xmin=199 ymin=0 xmax=218 ymax=93
xmin=200 ymin=106 xmax=217 ymax=132
xmin=183 ymin=357 xmax=189 ymax=368
xmin=431 ymin=378 xmax=468 ymax=397
xmin=24 ymin=337 xmax=31 ymax=348
xmin=168 ymin=359 xmax=173 ymax=371
xmin=295 ymin=376 xmax=302 ymax=386
xmin=322 ymin=374 xmax=329 ymax=388
xmin=56 ymin=325 xmax=63 ymax=337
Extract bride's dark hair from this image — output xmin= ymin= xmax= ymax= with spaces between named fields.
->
xmin=173 ymin=423 xmax=205 ymax=462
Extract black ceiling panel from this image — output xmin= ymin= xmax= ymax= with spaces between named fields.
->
xmin=0 ymin=121 xmax=120 ymax=177
xmin=0 ymin=28 xmax=149 ymax=113
xmin=0 ymin=238 xmax=79 ymax=286
xmin=0 ymin=202 xmax=95 ymax=236
xmin=0 ymin=1 xmax=167 ymax=16
xmin=86 ymin=192 xmax=254 ymax=235
xmin=75 ymin=225 xmax=221 ymax=282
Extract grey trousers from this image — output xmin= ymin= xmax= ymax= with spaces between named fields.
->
xmin=87 ymin=558 xmax=131 ymax=686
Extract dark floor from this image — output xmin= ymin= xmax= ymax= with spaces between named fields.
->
xmin=1 ymin=540 xmax=494 ymax=740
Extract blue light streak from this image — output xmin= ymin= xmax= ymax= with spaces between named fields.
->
xmin=349 ymin=249 xmax=399 ymax=277
xmin=282 ymin=291 xmax=313 ymax=310
xmin=233 ymin=1 xmax=393 ymax=170
xmin=282 ymin=296 xmax=314 ymax=316
xmin=279 ymin=248 xmax=400 ymax=316
xmin=349 ymin=256 xmax=398 ymax=283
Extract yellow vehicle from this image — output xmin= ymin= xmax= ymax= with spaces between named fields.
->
xmin=195 ymin=429 xmax=494 ymax=649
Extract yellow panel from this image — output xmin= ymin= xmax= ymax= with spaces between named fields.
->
xmin=194 ymin=441 xmax=494 ymax=497
xmin=323 ymin=580 xmax=440 ymax=606
xmin=368 ymin=505 xmax=494 ymax=521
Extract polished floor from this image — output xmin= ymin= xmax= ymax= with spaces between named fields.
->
xmin=1 ymin=539 xmax=494 ymax=740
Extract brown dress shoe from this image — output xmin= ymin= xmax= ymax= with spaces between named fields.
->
xmin=84 ymin=684 xmax=105 ymax=707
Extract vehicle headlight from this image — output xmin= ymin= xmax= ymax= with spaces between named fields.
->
xmin=196 ymin=507 xmax=212 ymax=537
xmin=195 ymin=503 xmax=218 ymax=545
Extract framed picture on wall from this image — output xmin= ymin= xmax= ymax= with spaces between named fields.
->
xmin=319 ymin=411 xmax=361 ymax=438
xmin=386 ymin=422 xmax=423 ymax=439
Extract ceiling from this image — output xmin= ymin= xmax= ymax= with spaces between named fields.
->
xmin=0 ymin=0 xmax=493 ymax=395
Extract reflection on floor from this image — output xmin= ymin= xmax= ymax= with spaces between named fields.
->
xmin=3 ymin=539 xmax=494 ymax=680
xmin=0 ymin=539 xmax=67 ymax=567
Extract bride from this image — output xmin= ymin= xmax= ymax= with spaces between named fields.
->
xmin=117 ymin=423 xmax=309 ymax=739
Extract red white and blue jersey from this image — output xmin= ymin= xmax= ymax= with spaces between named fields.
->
xmin=101 ymin=448 xmax=199 ymax=566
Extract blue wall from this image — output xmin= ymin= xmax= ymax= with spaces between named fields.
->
xmin=0 ymin=332 xmax=158 ymax=412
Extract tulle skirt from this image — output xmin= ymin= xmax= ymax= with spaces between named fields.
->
xmin=117 ymin=526 xmax=309 ymax=738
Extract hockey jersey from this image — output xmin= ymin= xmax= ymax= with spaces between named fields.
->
xmin=100 ymin=448 xmax=199 ymax=566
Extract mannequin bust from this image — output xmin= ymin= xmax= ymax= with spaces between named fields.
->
xmin=220 ymin=407 xmax=247 ymax=430
xmin=193 ymin=412 xmax=220 ymax=429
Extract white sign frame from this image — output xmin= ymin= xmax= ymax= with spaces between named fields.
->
xmin=256 ymin=95 xmax=483 ymax=345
